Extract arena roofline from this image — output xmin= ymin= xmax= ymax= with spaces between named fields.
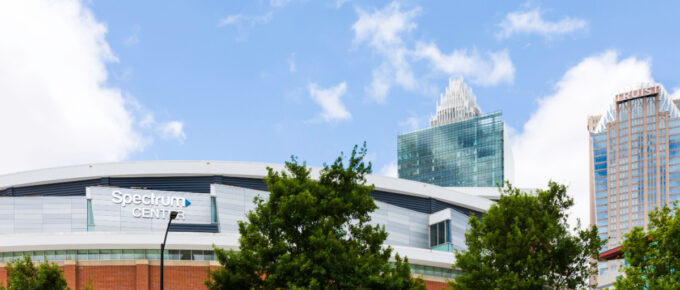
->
xmin=0 ymin=160 xmax=495 ymax=213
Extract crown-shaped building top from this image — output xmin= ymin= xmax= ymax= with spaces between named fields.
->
xmin=430 ymin=77 xmax=482 ymax=127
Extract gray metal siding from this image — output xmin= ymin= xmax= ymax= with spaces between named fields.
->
xmin=108 ymin=177 xmax=214 ymax=193
xmin=1 ymin=179 xmax=101 ymax=197
xmin=1 ymin=177 xmax=480 ymax=217
xmin=371 ymin=190 xmax=481 ymax=216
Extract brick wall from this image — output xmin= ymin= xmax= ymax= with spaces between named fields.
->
xmin=0 ymin=266 xmax=7 ymax=288
xmin=424 ymin=280 xmax=449 ymax=290
xmin=0 ymin=261 xmax=448 ymax=290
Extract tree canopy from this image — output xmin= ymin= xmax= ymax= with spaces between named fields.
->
xmin=205 ymin=144 xmax=425 ymax=289
xmin=1 ymin=256 xmax=69 ymax=290
xmin=614 ymin=202 xmax=680 ymax=289
xmin=450 ymin=182 xmax=603 ymax=289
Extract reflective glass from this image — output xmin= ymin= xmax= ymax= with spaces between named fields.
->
xmin=398 ymin=112 xmax=505 ymax=187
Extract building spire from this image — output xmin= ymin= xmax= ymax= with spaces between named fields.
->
xmin=430 ymin=77 xmax=481 ymax=127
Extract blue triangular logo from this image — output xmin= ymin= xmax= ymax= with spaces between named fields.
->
xmin=185 ymin=199 xmax=191 ymax=207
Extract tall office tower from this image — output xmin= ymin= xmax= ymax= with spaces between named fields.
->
xmin=588 ymin=83 xmax=680 ymax=280
xmin=398 ymin=77 xmax=514 ymax=187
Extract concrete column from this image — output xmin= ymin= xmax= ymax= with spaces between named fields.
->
xmin=136 ymin=260 xmax=150 ymax=290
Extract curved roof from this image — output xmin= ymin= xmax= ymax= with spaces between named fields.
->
xmin=0 ymin=160 xmax=494 ymax=213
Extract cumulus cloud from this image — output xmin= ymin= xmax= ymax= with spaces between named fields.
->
xmin=352 ymin=2 xmax=514 ymax=102
xmin=511 ymin=51 xmax=653 ymax=227
xmin=497 ymin=8 xmax=588 ymax=39
xmin=0 ymin=0 xmax=184 ymax=175
xmin=414 ymin=43 xmax=515 ymax=86
xmin=308 ymin=82 xmax=351 ymax=122
xmin=378 ymin=161 xmax=398 ymax=178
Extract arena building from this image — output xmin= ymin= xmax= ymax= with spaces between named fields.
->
xmin=0 ymin=161 xmax=496 ymax=289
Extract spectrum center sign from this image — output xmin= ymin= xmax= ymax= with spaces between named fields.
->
xmin=111 ymin=190 xmax=191 ymax=220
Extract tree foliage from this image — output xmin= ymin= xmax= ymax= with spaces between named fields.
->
xmin=206 ymin=144 xmax=425 ymax=289
xmin=614 ymin=202 xmax=680 ymax=289
xmin=1 ymin=256 xmax=69 ymax=290
xmin=450 ymin=182 xmax=603 ymax=289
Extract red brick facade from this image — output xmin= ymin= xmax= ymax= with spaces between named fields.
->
xmin=0 ymin=260 xmax=216 ymax=290
xmin=424 ymin=279 xmax=449 ymax=290
xmin=0 ymin=261 xmax=449 ymax=290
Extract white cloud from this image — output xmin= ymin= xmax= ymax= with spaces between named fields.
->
xmin=308 ymin=82 xmax=351 ymax=122
xmin=159 ymin=121 xmax=186 ymax=142
xmin=352 ymin=2 xmax=514 ymax=102
xmin=0 ymin=0 xmax=130 ymax=174
xmin=511 ymin=51 xmax=653 ymax=228
xmin=217 ymin=12 xmax=273 ymax=41
xmin=124 ymin=24 xmax=140 ymax=47
xmin=218 ymin=12 xmax=273 ymax=27
xmin=0 ymin=0 xmax=185 ymax=175
xmin=414 ymin=43 xmax=515 ymax=86
xmin=352 ymin=2 xmax=418 ymax=102
xmin=378 ymin=161 xmax=398 ymax=178
xmin=497 ymin=8 xmax=588 ymax=39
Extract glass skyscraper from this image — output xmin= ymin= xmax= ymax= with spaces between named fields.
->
xmin=588 ymin=83 xmax=680 ymax=279
xmin=398 ymin=78 xmax=513 ymax=187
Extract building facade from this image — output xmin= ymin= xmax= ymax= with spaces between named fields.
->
xmin=0 ymin=161 xmax=496 ymax=289
xmin=398 ymin=78 xmax=514 ymax=187
xmin=588 ymin=83 xmax=680 ymax=282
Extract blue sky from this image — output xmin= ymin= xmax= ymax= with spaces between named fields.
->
xmin=87 ymin=0 xmax=680 ymax=166
xmin=1 ymin=0 xmax=679 ymax=224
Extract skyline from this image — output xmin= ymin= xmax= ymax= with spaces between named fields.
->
xmin=2 ymin=0 xmax=680 ymax=227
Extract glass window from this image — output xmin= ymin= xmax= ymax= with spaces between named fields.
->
xmin=66 ymin=250 xmax=76 ymax=260
xmin=180 ymin=250 xmax=191 ymax=260
xmin=44 ymin=250 xmax=55 ymax=262
xmin=211 ymin=197 xmax=218 ymax=224
xmin=55 ymin=250 xmax=66 ymax=261
xmin=430 ymin=220 xmax=451 ymax=247
xmin=192 ymin=250 xmax=205 ymax=261
xmin=204 ymin=250 xmax=214 ymax=261
xmin=31 ymin=251 xmax=43 ymax=262
xmin=437 ymin=222 xmax=445 ymax=245
xmin=135 ymin=249 xmax=146 ymax=260
xmin=111 ymin=249 xmax=121 ymax=260
xmin=100 ymin=249 xmax=111 ymax=260
xmin=87 ymin=199 xmax=95 ymax=232
xmin=146 ymin=250 xmax=161 ymax=260
xmin=429 ymin=224 xmax=437 ymax=247
xmin=122 ymin=249 xmax=135 ymax=260
xmin=88 ymin=249 xmax=98 ymax=260
xmin=77 ymin=250 xmax=88 ymax=261
xmin=169 ymin=250 xmax=180 ymax=260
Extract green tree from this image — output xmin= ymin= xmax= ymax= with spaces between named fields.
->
xmin=1 ymin=256 xmax=69 ymax=290
xmin=206 ymin=144 xmax=425 ymax=289
xmin=614 ymin=202 xmax=680 ymax=289
xmin=450 ymin=182 xmax=603 ymax=289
